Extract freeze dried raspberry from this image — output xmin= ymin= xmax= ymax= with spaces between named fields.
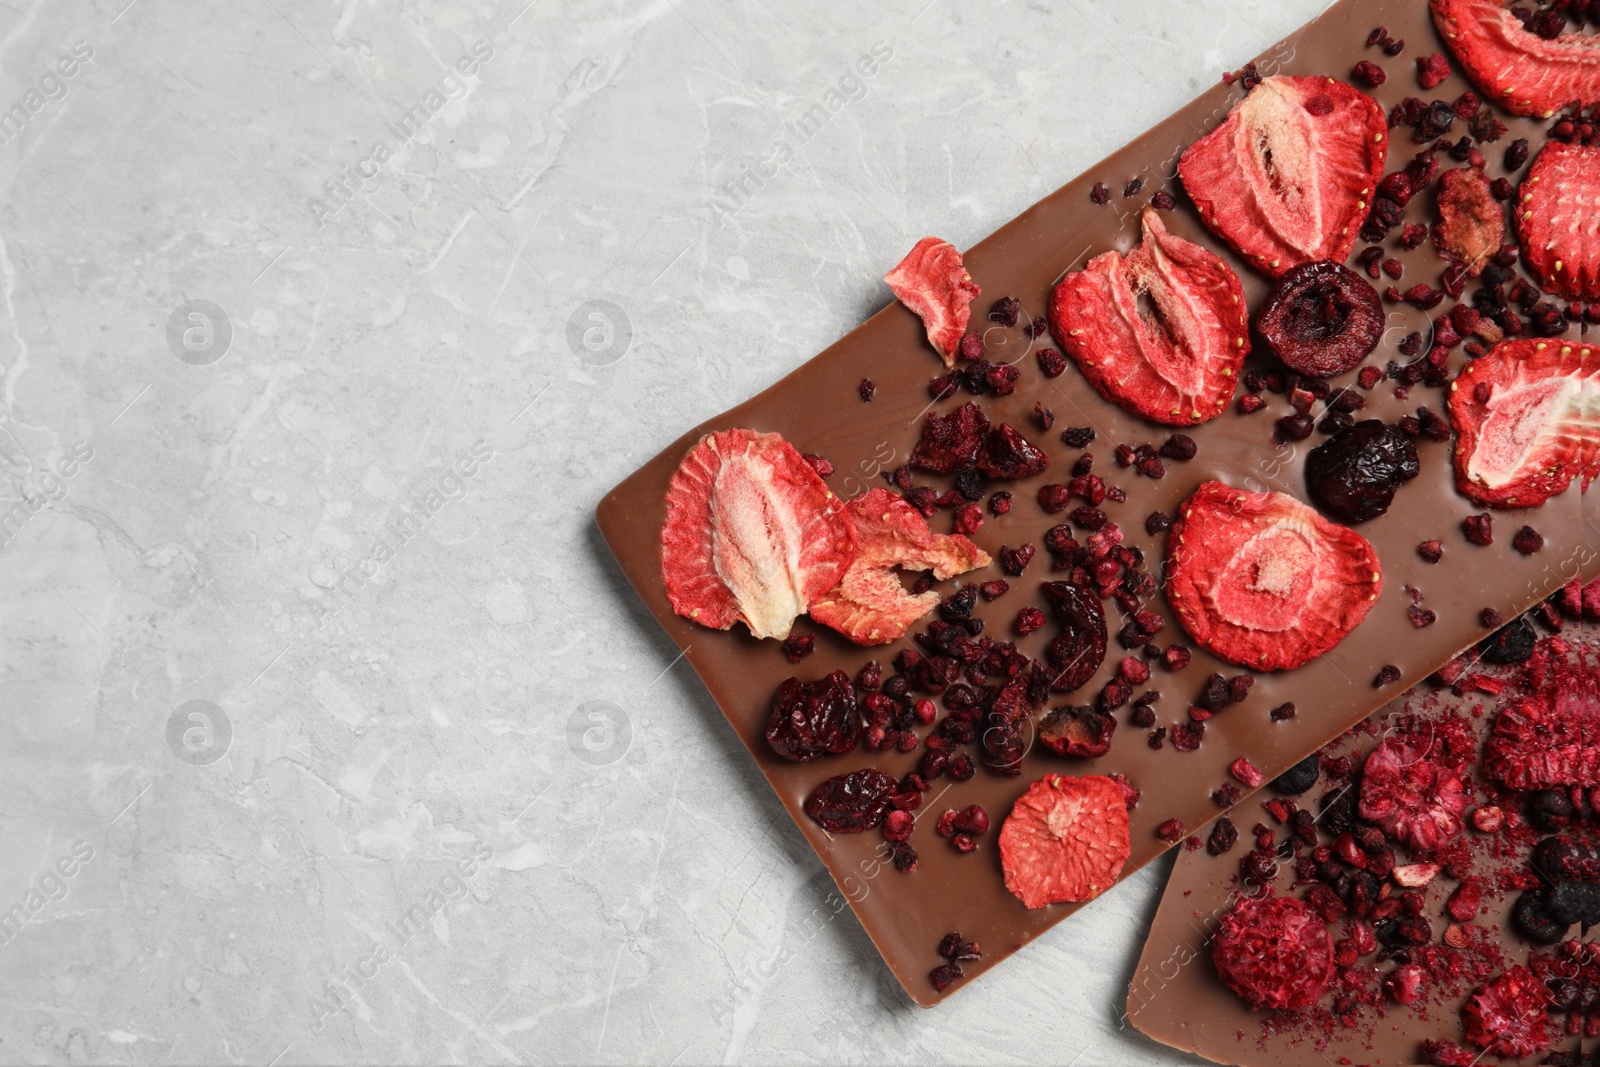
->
xmin=1432 ymin=0 xmax=1600 ymax=118
xmin=977 ymin=423 xmax=1050 ymax=480
xmin=1462 ymin=965 xmax=1552 ymax=1059
xmin=1049 ymin=209 xmax=1248 ymax=426
xmin=1416 ymin=51 xmax=1451 ymax=88
xmin=999 ymin=774 xmax=1131 ymax=907
xmin=809 ymin=488 xmax=989 ymax=646
xmin=1447 ymin=880 xmax=1482 ymax=921
xmin=885 ymin=236 xmax=980 ymax=366
xmin=1358 ymin=736 xmax=1471 ymax=851
xmin=1165 ymin=482 xmax=1382 ymax=670
xmin=803 ymin=768 xmax=898 ymax=833
xmin=1485 ymin=665 xmax=1600 ymax=789
xmin=1212 ymin=895 xmax=1334 ymax=1010
xmin=1517 ymin=141 xmax=1600 ymax=300
xmin=1432 ymin=167 xmax=1504 ymax=280
xmin=1461 ymin=512 xmax=1493 ymax=545
xmin=1179 ymin=75 xmax=1387 ymax=276
xmin=1513 ymin=524 xmax=1543 ymax=554
xmin=1257 ymin=261 xmax=1384 ymax=377
xmin=662 ymin=428 xmax=857 ymax=640
xmin=912 ymin=401 xmax=990 ymax=474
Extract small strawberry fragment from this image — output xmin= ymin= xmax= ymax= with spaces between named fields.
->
xmin=1359 ymin=737 xmax=1471 ymax=851
xmin=1165 ymin=482 xmax=1382 ymax=671
xmin=662 ymin=429 xmax=857 ymax=640
xmin=1447 ymin=338 xmax=1600 ymax=508
xmin=1433 ymin=167 xmax=1505 ymax=276
xmin=1049 ymin=209 xmax=1248 ymax=426
xmin=1179 ymin=75 xmax=1387 ymax=276
xmin=999 ymin=773 xmax=1131 ymax=907
xmin=1517 ymin=141 xmax=1600 ymax=300
xmin=1431 ymin=0 xmax=1600 ymax=119
xmin=884 ymin=237 xmax=980 ymax=366
xmin=1212 ymin=895 xmax=1334 ymax=1010
xmin=1462 ymin=965 xmax=1552 ymax=1059
xmin=809 ymin=488 xmax=989 ymax=646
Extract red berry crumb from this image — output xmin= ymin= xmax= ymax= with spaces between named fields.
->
xmin=989 ymin=491 xmax=1012 ymax=516
xmin=1480 ymin=607 xmax=1503 ymax=628
xmin=1512 ymin=525 xmax=1543 ymax=555
xmin=1015 ymin=607 xmax=1046 ymax=636
xmin=1163 ymin=646 xmax=1192 ymax=671
xmin=1417 ymin=539 xmax=1442 ymax=563
xmin=1352 ymin=59 xmax=1386 ymax=87
xmin=1373 ymin=664 xmax=1402 ymax=687
xmin=953 ymin=503 xmax=983 ymax=535
xmin=1416 ymin=52 xmax=1450 ymax=89
xmin=1156 ymin=818 xmax=1184 ymax=843
xmin=1269 ymin=702 xmax=1296 ymax=721
xmin=1229 ymin=758 xmax=1266 ymax=788
xmin=1212 ymin=896 xmax=1333 ymax=1009
xmin=781 ymin=635 xmax=816 ymax=663
xmin=1036 ymin=348 xmax=1067 ymax=378
xmin=1090 ymin=182 xmax=1111 ymax=205
xmin=858 ymin=378 xmax=876 ymax=402
xmin=1462 ymin=513 xmax=1493 ymax=545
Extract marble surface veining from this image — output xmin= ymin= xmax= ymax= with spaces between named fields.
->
xmin=0 ymin=0 xmax=1334 ymax=1062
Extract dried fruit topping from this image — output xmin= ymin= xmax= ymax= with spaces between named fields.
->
xmin=1256 ymin=261 xmax=1384 ymax=378
xmin=1165 ymin=482 xmax=1382 ymax=671
xmin=999 ymin=773 xmax=1132 ymax=907
xmin=1448 ymin=339 xmax=1600 ymax=508
xmin=1212 ymin=895 xmax=1334 ymax=1010
xmin=1461 ymin=512 xmax=1493 ymax=545
xmin=1305 ymin=419 xmax=1421 ymax=524
xmin=1433 ymin=167 xmax=1505 ymax=276
xmin=662 ymin=428 xmax=857 ymax=640
xmin=1516 ymin=141 xmax=1600 ymax=300
xmin=1485 ymin=664 xmax=1600 ymax=789
xmin=1512 ymin=523 xmax=1543 ymax=554
xmin=929 ymin=962 xmax=963 ymax=992
xmin=884 ymin=236 xmax=980 ymax=366
xmin=977 ymin=423 xmax=1050 ymax=480
xmin=809 ymin=488 xmax=989 ymax=646
xmin=1431 ymin=0 xmax=1600 ymax=118
xmin=911 ymin=401 xmax=990 ymax=474
xmin=1229 ymin=758 xmax=1266 ymax=789
xmin=803 ymin=768 xmax=899 ymax=833
xmin=766 ymin=671 xmax=860 ymax=761
xmin=1358 ymin=737 xmax=1471 ymax=851
xmin=1040 ymin=581 xmax=1109 ymax=693
xmin=1037 ymin=705 xmax=1117 ymax=759
xmin=1416 ymin=51 xmax=1452 ymax=89
xmin=858 ymin=378 xmax=876 ymax=402
xmin=1048 ymin=208 xmax=1248 ymax=426
xmin=1179 ymin=75 xmax=1387 ymax=276
xmin=1461 ymin=965 xmax=1552 ymax=1059
xmin=1273 ymin=753 xmax=1320 ymax=794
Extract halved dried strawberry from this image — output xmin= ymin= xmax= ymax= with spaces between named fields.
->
xmin=999 ymin=773 xmax=1131 ymax=907
xmin=1179 ymin=75 xmax=1387 ymax=276
xmin=662 ymin=429 xmax=856 ymax=640
xmin=809 ymin=488 xmax=989 ymax=645
xmin=1255 ymin=261 xmax=1383 ymax=377
xmin=1164 ymin=481 xmax=1382 ymax=671
xmin=1485 ymin=665 xmax=1600 ymax=789
xmin=1462 ymin=965 xmax=1552 ymax=1059
xmin=1433 ymin=167 xmax=1505 ymax=277
xmin=1516 ymin=141 xmax=1600 ymax=300
xmin=885 ymin=237 xmax=980 ymax=366
xmin=1049 ymin=209 xmax=1248 ymax=426
xmin=1358 ymin=737 xmax=1471 ymax=851
xmin=1211 ymin=895 xmax=1334 ymax=1010
xmin=1448 ymin=338 xmax=1600 ymax=508
xmin=1432 ymin=0 xmax=1600 ymax=119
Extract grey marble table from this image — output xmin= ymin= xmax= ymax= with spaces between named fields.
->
xmin=0 ymin=0 xmax=1334 ymax=1062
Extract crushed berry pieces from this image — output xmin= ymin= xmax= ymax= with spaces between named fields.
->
xmin=988 ymin=491 xmax=1012 ymax=516
xmin=781 ymin=635 xmax=816 ymax=663
xmin=1373 ymin=664 xmax=1402 ymax=687
xmin=1269 ymin=702 xmax=1296 ymax=722
xmin=1163 ymin=646 xmax=1191 ymax=672
xmin=1238 ymin=393 xmax=1265 ymax=414
xmin=999 ymin=543 xmax=1035 ymax=575
xmin=1024 ymin=316 xmax=1048 ymax=339
xmin=1036 ymin=348 xmax=1066 ymax=378
xmin=1015 ymin=607 xmax=1046 ymax=636
xmin=988 ymin=296 xmax=1022 ymax=327
xmin=937 ymin=932 xmax=981 ymax=961
xmin=1150 ymin=191 xmax=1175 ymax=210
xmin=1462 ymin=512 xmax=1493 ymax=545
xmin=858 ymin=378 xmax=876 ymax=402
xmin=1156 ymin=818 xmax=1185 ymax=843
xmin=1122 ymin=177 xmax=1143 ymax=197
xmin=1352 ymin=59 xmax=1386 ymax=87
xmin=1512 ymin=525 xmax=1544 ymax=555
xmin=1480 ymin=607 xmax=1503 ymax=628
xmin=1171 ymin=720 xmax=1205 ymax=752
xmin=1415 ymin=51 xmax=1450 ymax=89
xmin=1059 ymin=426 xmax=1095 ymax=448
xmin=1408 ymin=603 xmax=1437 ymax=628
xmin=1033 ymin=402 xmax=1054 ymax=431
xmin=930 ymin=962 xmax=963 ymax=991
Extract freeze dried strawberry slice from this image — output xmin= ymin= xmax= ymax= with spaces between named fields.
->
xmin=809 ymin=488 xmax=990 ymax=645
xmin=1165 ymin=482 xmax=1382 ymax=671
xmin=1462 ymin=965 xmax=1552 ymax=1059
xmin=1485 ymin=665 xmax=1600 ymax=789
xmin=1448 ymin=338 xmax=1600 ymax=508
xmin=885 ymin=237 xmax=980 ymax=366
xmin=1358 ymin=737 xmax=1471 ymax=851
xmin=999 ymin=773 xmax=1130 ymax=908
xmin=1211 ymin=896 xmax=1334 ymax=1010
xmin=1049 ymin=209 xmax=1248 ymax=426
xmin=1178 ymin=75 xmax=1386 ymax=276
xmin=1432 ymin=0 xmax=1600 ymax=119
xmin=1517 ymin=141 xmax=1600 ymax=300
xmin=1433 ymin=167 xmax=1505 ymax=276
xmin=661 ymin=428 xmax=856 ymax=640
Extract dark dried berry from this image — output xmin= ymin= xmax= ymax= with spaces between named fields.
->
xmin=1037 ymin=705 xmax=1116 ymax=758
xmin=1277 ymin=413 xmax=1315 ymax=440
xmin=938 ymin=932 xmax=982 ymax=961
xmin=1512 ymin=525 xmax=1544 ymax=555
xmin=1481 ymin=615 xmax=1536 ymax=664
xmin=1090 ymin=182 xmax=1111 ymax=205
xmin=930 ymin=961 xmax=964 ymax=991
xmin=1171 ymin=720 xmax=1205 ymax=752
xmin=1273 ymin=753 xmax=1320 ymax=794
xmin=999 ymin=543 xmax=1035 ymax=576
xmin=803 ymin=768 xmax=897 ymax=832
xmin=978 ymin=424 xmax=1049 ymax=480
xmin=1504 ymin=137 xmax=1530 ymax=171
xmin=1269 ymin=702 xmax=1296 ymax=722
xmin=940 ymin=586 xmax=978 ymax=622
xmin=1258 ymin=261 xmax=1384 ymax=377
xmin=1144 ymin=511 xmax=1172 ymax=536
xmin=1352 ymin=59 xmax=1386 ymax=87
xmin=912 ymin=402 xmax=989 ymax=474
xmin=1151 ymin=190 xmax=1175 ymax=210
xmin=858 ymin=378 xmax=876 ymax=402
xmin=1207 ymin=817 xmax=1239 ymax=855
xmin=1373 ymin=664 xmax=1402 ymax=687
xmin=989 ymin=296 xmax=1022 ymax=327
xmin=766 ymin=671 xmax=860 ymax=761
xmin=988 ymin=491 xmax=1012 ymax=516
xmin=782 ymin=635 xmax=816 ymax=663
xmin=1461 ymin=512 xmax=1493 ymax=545
xmin=1059 ymin=426 xmax=1095 ymax=449
xmin=1305 ymin=420 xmax=1420 ymax=523
xmin=1071 ymin=506 xmax=1107 ymax=531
